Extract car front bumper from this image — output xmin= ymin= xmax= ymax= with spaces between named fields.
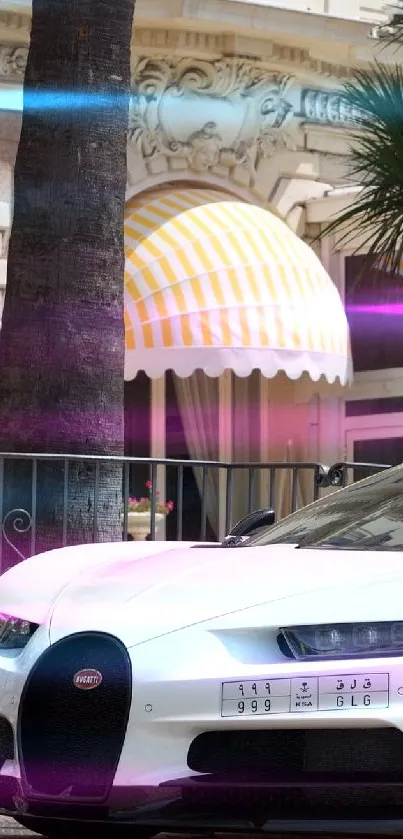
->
xmin=2 ymin=626 xmax=403 ymax=824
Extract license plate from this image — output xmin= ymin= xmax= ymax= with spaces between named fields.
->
xmin=221 ymin=673 xmax=389 ymax=717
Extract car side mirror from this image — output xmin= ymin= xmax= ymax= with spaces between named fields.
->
xmin=222 ymin=508 xmax=275 ymax=544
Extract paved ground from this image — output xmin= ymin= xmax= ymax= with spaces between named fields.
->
xmin=0 ymin=816 xmax=398 ymax=838
xmin=0 ymin=817 xmax=35 ymax=835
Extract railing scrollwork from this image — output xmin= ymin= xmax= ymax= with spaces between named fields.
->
xmin=1 ymin=508 xmax=32 ymax=561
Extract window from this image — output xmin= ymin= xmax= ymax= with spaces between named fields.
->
xmin=346 ymin=397 xmax=403 ymax=417
xmin=241 ymin=462 xmax=403 ymax=550
xmin=345 ymin=255 xmax=403 ymax=371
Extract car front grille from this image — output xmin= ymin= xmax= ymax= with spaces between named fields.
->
xmin=18 ymin=632 xmax=132 ymax=802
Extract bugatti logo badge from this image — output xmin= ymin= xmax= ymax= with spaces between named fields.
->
xmin=73 ymin=669 xmax=103 ymax=690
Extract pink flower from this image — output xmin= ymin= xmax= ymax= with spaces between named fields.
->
xmin=167 ymin=500 xmax=174 ymax=512
xmin=145 ymin=480 xmax=152 ymax=489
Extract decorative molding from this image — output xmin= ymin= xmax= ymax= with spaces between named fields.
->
xmin=301 ymin=88 xmax=362 ymax=125
xmin=133 ymin=28 xmax=232 ymax=57
xmin=129 ymin=57 xmax=297 ymax=186
xmin=0 ymin=11 xmax=375 ymax=85
xmin=0 ymin=43 xmax=27 ymax=80
xmin=131 ymin=28 xmax=354 ymax=79
xmin=0 ymin=27 xmax=358 ymax=87
xmin=0 ymin=11 xmax=30 ymax=35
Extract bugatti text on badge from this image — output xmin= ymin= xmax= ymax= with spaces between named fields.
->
xmin=73 ymin=669 xmax=103 ymax=690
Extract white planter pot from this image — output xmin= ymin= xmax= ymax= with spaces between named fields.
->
xmin=122 ymin=511 xmax=165 ymax=541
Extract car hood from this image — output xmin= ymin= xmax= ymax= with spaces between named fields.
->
xmin=2 ymin=541 xmax=403 ymax=647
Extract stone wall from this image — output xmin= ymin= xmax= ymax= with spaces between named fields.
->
xmin=0 ymin=0 xmax=386 ymax=245
xmin=0 ymin=2 xmax=380 ymax=471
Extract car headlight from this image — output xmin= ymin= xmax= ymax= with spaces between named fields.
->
xmin=0 ymin=614 xmax=38 ymax=649
xmin=279 ymin=622 xmax=403 ymax=660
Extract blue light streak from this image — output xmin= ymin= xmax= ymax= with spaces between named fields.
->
xmin=0 ymin=88 xmax=130 ymax=112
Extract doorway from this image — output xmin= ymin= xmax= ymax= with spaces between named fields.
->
xmin=124 ymin=372 xmax=151 ymax=496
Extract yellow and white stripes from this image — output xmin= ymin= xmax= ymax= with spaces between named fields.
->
xmin=124 ymin=188 xmax=352 ymax=384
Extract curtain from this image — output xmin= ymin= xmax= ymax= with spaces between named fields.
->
xmin=276 ymin=438 xmax=305 ymax=520
xmin=173 ymin=371 xmax=220 ymax=537
xmin=230 ymin=372 xmax=262 ymax=528
xmin=231 ymin=377 xmax=308 ymax=525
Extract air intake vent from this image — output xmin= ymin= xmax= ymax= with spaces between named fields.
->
xmin=188 ymin=728 xmax=403 ymax=775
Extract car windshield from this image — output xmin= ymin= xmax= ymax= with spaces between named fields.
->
xmin=241 ymin=463 xmax=403 ymax=551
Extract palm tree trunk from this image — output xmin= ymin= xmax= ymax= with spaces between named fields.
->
xmin=0 ymin=0 xmax=135 ymax=567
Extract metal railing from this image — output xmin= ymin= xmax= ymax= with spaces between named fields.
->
xmin=0 ymin=452 xmax=394 ymax=570
xmin=319 ymin=460 xmax=393 ymax=489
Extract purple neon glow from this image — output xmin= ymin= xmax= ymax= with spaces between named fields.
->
xmin=346 ymin=303 xmax=403 ymax=315
xmin=0 ymin=401 xmax=333 ymax=451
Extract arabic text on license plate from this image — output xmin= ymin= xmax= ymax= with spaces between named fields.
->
xmin=221 ymin=673 xmax=389 ymax=716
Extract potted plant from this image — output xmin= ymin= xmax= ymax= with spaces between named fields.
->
xmin=121 ymin=481 xmax=174 ymax=541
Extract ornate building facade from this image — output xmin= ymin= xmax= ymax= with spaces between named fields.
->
xmin=0 ymin=0 xmax=399 ymax=536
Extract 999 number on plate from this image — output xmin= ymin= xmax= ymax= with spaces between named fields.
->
xmin=221 ymin=674 xmax=389 ymax=716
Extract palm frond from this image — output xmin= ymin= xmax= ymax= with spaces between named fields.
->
xmin=320 ymin=62 xmax=403 ymax=277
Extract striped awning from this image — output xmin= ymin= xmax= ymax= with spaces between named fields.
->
xmin=124 ymin=188 xmax=352 ymax=384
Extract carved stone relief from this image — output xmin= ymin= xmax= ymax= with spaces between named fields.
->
xmin=0 ymin=41 xmax=361 ymax=201
xmin=301 ymin=88 xmax=362 ymax=125
xmin=129 ymin=57 xmax=297 ymax=185
xmin=0 ymin=229 xmax=9 ymax=259
xmin=0 ymin=44 xmax=27 ymax=80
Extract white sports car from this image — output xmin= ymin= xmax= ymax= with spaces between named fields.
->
xmin=1 ymin=463 xmax=403 ymax=837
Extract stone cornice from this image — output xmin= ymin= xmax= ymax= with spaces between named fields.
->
xmin=174 ymin=0 xmax=386 ymax=45
xmin=0 ymin=0 xmax=387 ymax=33
xmin=0 ymin=28 xmax=367 ymax=85
xmin=132 ymin=29 xmax=356 ymax=80
xmin=0 ymin=11 xmax=30 ymax=37
xmin=0 ymin=3 xmax=381 ymax=81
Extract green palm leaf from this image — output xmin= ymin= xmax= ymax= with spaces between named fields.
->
xmin=321 ymin=61 xmax=403 ymax=275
